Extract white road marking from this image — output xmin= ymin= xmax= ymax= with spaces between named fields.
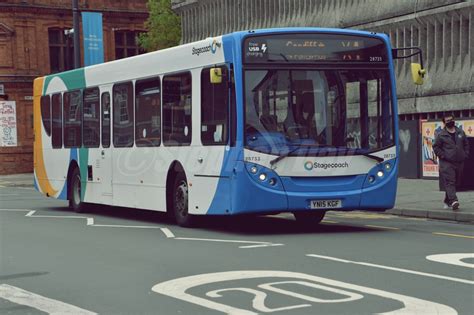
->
xmin=1 ymin=208 xmax=280 ymax=249
xmin=307 ymin=254 xmax=474 ymax=285
xmin=433 ymin=232 xmax=474 ymax=239
xmin=0 ymin=284 xmax=96 ymax=315
xmin=175 ymin=237 xmax=284 ymax=248
xmin=4 ymin=209 xmax=164 ymax=230
xmin=426 ymin=253 xmax=474 ymax=269
xmin=0 ymin=194 xmax=20 ymax=196
xmin=160 ymin=227 xmax=175 ymax=238
xmin=152 ymin=270 xmax=457 ymax=315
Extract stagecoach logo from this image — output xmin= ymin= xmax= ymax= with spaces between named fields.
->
xmin=192 ymin=39 xmax=221 ymax=56
xmin=304 ymin=161 xmax=350 ymax=171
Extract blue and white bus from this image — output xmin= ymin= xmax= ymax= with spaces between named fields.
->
xmin=34 ymin=28 xmax=424 ymax=227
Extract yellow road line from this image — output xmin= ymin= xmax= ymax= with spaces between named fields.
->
xmin=322 ymin=220 xmax=338 ymax=224
xmin=365 ymin=224 xmax=400 ymax=230
xmin=433 ymin=232 xmax=474 ymax=239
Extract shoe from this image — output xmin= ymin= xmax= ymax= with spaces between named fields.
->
xmin=443 ymin=203 xmax=450 ymax=210
xmin=451 ymin=201 xmax=460 ymax=210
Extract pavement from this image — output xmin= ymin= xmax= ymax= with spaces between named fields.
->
xmin=1 ymin=173 xmax=473 ymax=223
xmin=388 ymin=178 xmax=474 ymax=223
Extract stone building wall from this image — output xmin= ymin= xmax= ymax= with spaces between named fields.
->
xmin=172 ymin=0 xmax=473 ymax=119
xmin=0 ymin=0 xmax=148 ymax=174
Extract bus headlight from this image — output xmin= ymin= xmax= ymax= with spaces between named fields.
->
xmin=384 ymin=163 xmax=392 ymax=171
xmin=259 ymin=173 xmax=267 ymax=181
xmin=377 ymin=171 xmax=384 ymax=178
xmin=269 ymin=178 xmax=276 ymax=186
xmin=250 ymin=166 xmax=258 ymax=174
xmin=368 ymin=176 xmax=375 ymax=183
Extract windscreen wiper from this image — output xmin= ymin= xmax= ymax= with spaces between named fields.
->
xmin=362 ymin=153 xmax=384 ymax=163
xmin=269 ymin=144 xmax=328 ymax=167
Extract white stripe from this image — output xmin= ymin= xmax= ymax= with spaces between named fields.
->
xmin=306 ymin=254 xmax=474 ymax=285
xmin=426 ymin=253 xmax=474 ymax=269
xmin=0 ymin=284 xmax=96 ymax=315
xmin=160 ymin=227 xmax=175 ymax=238
xmin=175 ymin=237 xmax=283 ymax=248
xmin=91 ymin=224 xmax=160 ymax=229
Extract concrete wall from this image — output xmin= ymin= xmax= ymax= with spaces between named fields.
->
xmin=172 ymin=0 xmax=473 ymax=117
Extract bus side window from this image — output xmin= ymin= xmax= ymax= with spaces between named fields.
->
xmin=63 ymin=90 xmax=82 ymax=148
xmin=40 ymin=95 xmax=51 ymax=137
xmin=201 ymin=67 xmax=229 ymax=145
xmin=135 ymin=77 xmax=161 ymax=147
xmin=163 ymin=72 xmax=192 ymax=146
xmin=113 ymin=82 xmax=134 ymax=148
xmin=101 ymin=92 xmax=111 ymax=148
xmin=51 ymin=93 xmax=62 ymax=148
xmin=83 ymin=87 xmax=100 ymax=148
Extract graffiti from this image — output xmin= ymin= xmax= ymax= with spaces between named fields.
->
xmin=399 ymin=129 xmax=411 ymax=153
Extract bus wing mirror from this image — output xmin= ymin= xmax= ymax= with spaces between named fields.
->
xmin=210 ymin=67 xmax=222 ymax=84
xmin=411 ymin=63 xmax=426 ymax=85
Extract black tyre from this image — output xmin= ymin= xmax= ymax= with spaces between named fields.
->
xmin=68 ymin=167 xmax=87 ymax=213
xmin=172 ymin=172 xmax=195 ymax=227
xmin=293 ymin=211 xmax=326 ymax=228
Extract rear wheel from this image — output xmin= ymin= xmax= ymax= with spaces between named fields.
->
xmin=293 ymin=211 xmax=326 ymax=227
xmin=69 ymin=168 xmax=86 ymax=213
xmin=172 ymin=172 xmax=195 ymax=227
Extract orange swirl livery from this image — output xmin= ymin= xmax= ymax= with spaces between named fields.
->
xmin=33 ymin=77 xmax=58 ymax=197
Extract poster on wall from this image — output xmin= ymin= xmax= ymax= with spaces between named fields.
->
xmin=0 ymin=101 xmax=18 ymax=147
xmin=421 ymin=119 xmax=474 ymax=178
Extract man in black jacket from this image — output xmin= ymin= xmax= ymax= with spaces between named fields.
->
xmin=433 ymin=114 xmax=470 ymax=210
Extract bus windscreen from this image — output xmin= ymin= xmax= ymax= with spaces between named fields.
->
xmin=243 ymin=33 xmax=387 ymax=64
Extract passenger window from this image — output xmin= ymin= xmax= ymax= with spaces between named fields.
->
xmin=101 ymin=92 xmax=111 ymax=148
xmin=51 ymin=93 xmax=62 ymax=148
xmin=163 ymin=72 xmax=192 ymax=146
xmin=201 ymin=67 xmax=229 ymax=145
xmin=40 ymin=95 xmax=51 ymax=136
xmin=63 ymin=90 xmax=82 ymax=148
xmin=83 ymin=88 xmax=100 ymax=148
xmin=135 ymin=77 xmax=161 ymax=147
xmin=113 ymin=82 xmax=134 ymax=147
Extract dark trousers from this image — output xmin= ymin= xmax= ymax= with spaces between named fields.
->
xmin=439 ymin=160 xmax=464 ymax=205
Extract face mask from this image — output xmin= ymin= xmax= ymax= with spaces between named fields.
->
xmin=446 ymin=121 xmax=455 ymax=128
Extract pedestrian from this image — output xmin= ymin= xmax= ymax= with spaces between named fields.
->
xmin=433 ymin=114 xmax=470 ymax=210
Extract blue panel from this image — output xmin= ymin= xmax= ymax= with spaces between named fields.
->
xmin=230 ymin=161 xmax=288 ymax=214
xmin=222 ymin=34 xmax=234 ymax=64
xmin=206 ymin=147 xmax=240 ymax=215
xmin=57 ymin=179 xmax=68 ymax=200
xmin=81 ymin=12 xmax=105 ymax=66
xmin=281 ymin=175 xmax=365 ymax=193
xmin=33 ymin=175 xmax=39 ymax=192
xmin=360 ymin=160 xmax=398 ymax=209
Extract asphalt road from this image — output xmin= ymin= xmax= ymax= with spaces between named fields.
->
xmin=0 ymin=185 xmax=473 ymax=315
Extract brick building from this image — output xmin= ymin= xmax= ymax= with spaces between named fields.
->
xmin=0 ymin=0 xmax=148 ymax=174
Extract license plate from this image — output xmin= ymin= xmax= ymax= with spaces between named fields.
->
xmin=310 ymin=199 xmax=342 ymax=209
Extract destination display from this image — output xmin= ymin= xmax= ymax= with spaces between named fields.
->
xmin=244 ymin=34 xmax=387 ymax=64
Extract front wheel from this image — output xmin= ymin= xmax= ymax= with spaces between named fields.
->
xmin=172 ymin=172 xmax=196 ymax=227
xmin=69 ymin=168 xmax=87 ymax=213
xmin=293 ymin=211 xmax=326 ymax=227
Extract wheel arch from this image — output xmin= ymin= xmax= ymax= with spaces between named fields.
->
xmin=166 ymin=161 xmax=185 ymax=213
xmin=66 ymin=159 xmax=80 ymax=200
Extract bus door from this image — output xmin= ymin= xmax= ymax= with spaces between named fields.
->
xmin=97 ymin=88 xmax=113 ymax=203
xmin=191 ymin=65 xmax=233 ymax=214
